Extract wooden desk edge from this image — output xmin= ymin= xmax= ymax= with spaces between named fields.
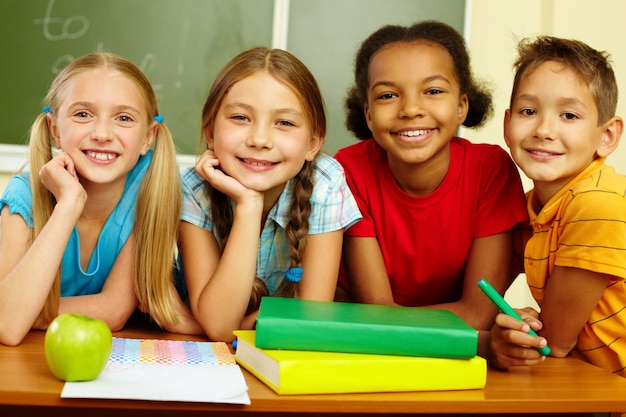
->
xmin=1 ymin=325 xmax=626 ymax=415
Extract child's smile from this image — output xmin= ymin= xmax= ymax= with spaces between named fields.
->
xmin=365 ymin=40 xmax=467 ymax=168
xmin=505 ymin=60 xmax=606 ymax=203
xmin=209 ymin=72 xmax=320 ymax=197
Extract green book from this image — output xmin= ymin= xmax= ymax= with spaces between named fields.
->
xmin=255 ymin=297 xmax=478 ymax=359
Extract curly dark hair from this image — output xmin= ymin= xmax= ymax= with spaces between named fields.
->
xmin=345 ymin=20 xmax=493 ymax=140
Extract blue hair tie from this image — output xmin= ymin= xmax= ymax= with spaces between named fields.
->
xmin=43 ymin=106 xmax=52 ymax=114
xmin=153 ymin=114 xmax=164 ymax=123
xmin=285 ymin=267 xmax=303 ymax=283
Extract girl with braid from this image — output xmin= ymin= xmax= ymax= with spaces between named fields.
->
xmin=179 ymin=47 xmax=361 ymax=342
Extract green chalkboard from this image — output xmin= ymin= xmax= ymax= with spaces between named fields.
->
xmin=0 ymin=0 xmax=465 ymax=156
xmin=0 ymin=0 xmax=274 ymax=155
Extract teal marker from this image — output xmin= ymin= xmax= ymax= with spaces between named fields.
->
xmin=478 ymin=278 xmax=551 ymax=356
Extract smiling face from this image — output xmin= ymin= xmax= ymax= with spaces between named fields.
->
xmin=364 ymin=40 xmax=468 ymax=171
xmin=504 ymin=60 xmax=609 ymax=203
xmin=206 ymin=71 xmax=322 ymax=201
xmin=48 ymin=68 xmax=155 ymax=189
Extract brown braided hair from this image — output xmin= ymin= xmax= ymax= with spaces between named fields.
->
xmin=199 ymin=47 xmax=326 ymax=312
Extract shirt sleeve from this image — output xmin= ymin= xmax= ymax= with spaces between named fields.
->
xmin=0 ymin=174 xmax=34 ymax=227
xmin=334 ymin=144 xmax=377 ymax=238
xmin=556 ymin=186 xmax=626 ymax=279
xmin=307 ymin=154 xmax=362 ymax=234
xmin=473 ymin=145 xmax=529 ymax=238
xmin=180 ymin=167 xmax=214 ymax=232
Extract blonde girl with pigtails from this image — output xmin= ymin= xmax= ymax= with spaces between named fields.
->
xmin=178 ymin=47 xmax=362 ymax=342
xmin=0 ymin=52 xmax=200 ymax=346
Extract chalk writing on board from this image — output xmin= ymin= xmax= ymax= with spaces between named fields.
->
xmin=33 ymin=0 xmax=89 ymax=42
xmin=30 ymin=0 xmax=166 ymax=92
xmin=175 ymin=21 xmax=190 ymax=89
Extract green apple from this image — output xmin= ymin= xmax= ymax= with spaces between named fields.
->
xmin=44 ymin=313 xmax=113 ymax=382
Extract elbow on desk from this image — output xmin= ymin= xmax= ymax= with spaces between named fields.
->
xmin=196 ymin=311 xmax=237 ymax=342
xmin=202 ymin=324 xmax=237 ymax=343
xmin=193 ymin=305 xmax=239 ymax=342
xmin=102 ymin=311 xmax=132 ymax=333
xmin=547 ymin=341 xmax=576 ymax=358
xmin=549 ymin=346 xmax=573 ymax=358
xmin=0 ymin=326 xmax=29 ymax=347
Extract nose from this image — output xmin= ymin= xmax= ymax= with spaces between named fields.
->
xmin=533 ymin=115 xmax=556 ymax=141
xmin=398 ymin=93 xmax=424 ymax=119
xmin=246 ymin=122 xmax=273 ymax=149
xmin=91 ymin=117 xmax=113 ymax=142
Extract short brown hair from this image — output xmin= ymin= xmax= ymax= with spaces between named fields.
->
xmin=510 ymin=36 xmax=618 ymax=125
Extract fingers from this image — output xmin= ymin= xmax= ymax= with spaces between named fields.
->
xmin=193 ymin=150 xmax=263 ymax=207
xmin=38 ymin=152 xmax=86 ymax=207
xmin=518 ymin=306 xmax=540 ymax=319
xmin=40 ymin=152 xmax=77 ymax=178
xmin=500 ymin=322 xmax=547 ymax=350
xmin=516 ymin=307 xmax=543 ymax=331
xmin=194 ymin=150 xmax=220 ymax=181
xmin=489 ymin=343 xmax=546 ymax=369
xmin=489 ymin=313 xmax=549 ymax=370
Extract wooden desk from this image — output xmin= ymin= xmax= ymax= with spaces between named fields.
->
xmin=2 ymin=323 xmax=626 ymax=417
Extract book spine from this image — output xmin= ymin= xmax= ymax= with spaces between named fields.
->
xmin=255 ymin=318 xmax=477 ymax=359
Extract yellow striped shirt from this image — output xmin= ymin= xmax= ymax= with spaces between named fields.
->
xmin=525 ymin=158 xmax=626 ymax=378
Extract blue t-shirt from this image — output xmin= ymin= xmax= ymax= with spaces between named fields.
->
xmin=0 ymin=151 xmax=152 ymax=296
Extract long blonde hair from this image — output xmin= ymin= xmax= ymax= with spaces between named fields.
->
xmin=31 ymin=52 xmax=182 ymax=329
xmin=199 ymin=47 xmax=326 ymax=311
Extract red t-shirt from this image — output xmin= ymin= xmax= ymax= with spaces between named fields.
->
xmin=335 ymin=137 xmax=528 ymax=306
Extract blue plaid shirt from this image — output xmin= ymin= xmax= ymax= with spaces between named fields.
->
xmin=181 ymin=153 xmax=361 ymax=293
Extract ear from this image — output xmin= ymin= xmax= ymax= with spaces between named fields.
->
xmin=203 ymin=125 xmax=215 ymax=150
xmin=503 ymin=109 xmax=512 ymax=148
xmin=46 ymin=114 xmax=61 ymax=149
xmin=305 ymin=133 xmax=324 ymax=162
xmin=140 ymin=121 xmax=158 ymax=155
xmin=596 ymin=116 xmax=623 ymax=158
xmin=457 ymin=93 xmax=469 ymax=123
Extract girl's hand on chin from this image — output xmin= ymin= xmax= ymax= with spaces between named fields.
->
xmin=194 ymin=149 xmax=261 ymax=204
xmin=39 ymin=152 xmax=86 ymax=208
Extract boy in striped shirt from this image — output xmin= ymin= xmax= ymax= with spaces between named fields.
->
xmin=489 ymin=36 xmax=626 ymax=378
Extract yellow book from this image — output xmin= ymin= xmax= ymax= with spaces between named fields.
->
xmin=233 ymin=330 xmax=486 ymax=395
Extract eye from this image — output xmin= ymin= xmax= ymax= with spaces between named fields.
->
xmin=377 ymin=92 xmax=397 ymax=100
xmin=117 ymin=115 xmax=134 ymax=123
xmin=425 ymin=88 xmax=444 ymax=95
xmin=276 ymin=119 xmax=295 ymax=127
xmin=231 ymin=114 xmax=249 ymax=122
xmin=561 ymin=112 xmax=578 ymax=120
xmin=73 ymin=111 xmax=90 ymax=119
xmin=519 ymin=108 xmax=536 ymax=116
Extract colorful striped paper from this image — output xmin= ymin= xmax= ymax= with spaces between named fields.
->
xmin=109 ymin=337 xmax=235 ymax=365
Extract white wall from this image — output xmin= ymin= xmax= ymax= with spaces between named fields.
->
xmin=465 ymin=0 xmax=626 ymax=307
xmin=466 ymin=0 xmax=626 ymax=189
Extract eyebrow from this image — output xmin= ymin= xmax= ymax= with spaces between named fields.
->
xmin=515 ymin=94 xmax=588 ymax=108
xmin=223 ymin=101 xmax=303 ymax=117
xmin=223 ymin=101 xmax=253 ymax=111
xmin=370 ymin=74 xmax=451 ymax=90
xmin=68 ymin=101 xmax=142 ymax=114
